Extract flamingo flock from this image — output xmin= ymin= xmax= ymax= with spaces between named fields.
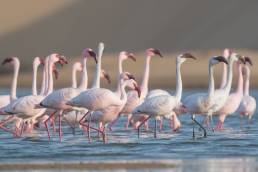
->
xmin=0 ymin=43 xmax=256 ymax=143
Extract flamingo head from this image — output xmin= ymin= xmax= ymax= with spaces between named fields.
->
xmin=244 ymin=56 xmax=252 ymax=66
xmin=211 ymin=56 xmax=228 ymax=66
xmin=229 ymin=53 xmax=244 ymax=64
xmin=121 ymin=72 xmax=136 ymax=81
xmin=178 ymin=53 xmax=196 ymax=63
xmin=49 ymin=53 xmax=68 ymax=66
xmin=39 ymin=57 xmax=45 ymax=65
xmin=223 ymin=48 xmax=232 ymax=59
xmin=101 ymin=69 xmax=111 ymax=84
xmin=2 ymin=57 xmax=13 ymax=65
xmin=73 ymin=62 xmax=83 ymax=72
xmin=124 ymin=78 xmax=141 ymax=98
xmin=146 ymin=48 xmax=163 ymax=58
xmin=119 ymin=51 xmax=136 ymax=62
xmin=82 ymin=48 xmax=97 ymax=63
xmin=34 ymin=57 xmax=44 ymax=67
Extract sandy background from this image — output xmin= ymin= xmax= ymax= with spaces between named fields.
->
xmin=0 ymin=0 xmax=257 ymax=89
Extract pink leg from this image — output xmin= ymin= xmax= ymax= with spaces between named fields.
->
xmin=159 ymin=118 xmax=163 ymax=132
xmin=137 ymin=116 xmax=151 ymax=138
xmin=44 ymin=111 xmax=57 ymax=141
xmin=58 ymin=110 xmax=63 ymax=142
xmin=125 ymin=114 xmax=132 ymax=129
xmin=0 ymin=116 xmax=16 ymax=134
xmin=108 ymin=114 xmax=120 ymax=131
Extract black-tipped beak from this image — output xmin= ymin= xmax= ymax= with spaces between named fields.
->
xmin=215 ymin=56 xmax=228 ymax=65
xmin=182 ymin=53 xmax=197 ymax=60
xmin=244 ymin=57 xmax=253 ymax=66
xmin=40 ymin=58 xmax=45 ymax=65
xmin=89 ymin=50 xmax=97 ymax=64
xmin=153 ymin=49 xmax=163 ymax=57
xmin=53 ymin=69 xmax=59 ymax=80
xmin=2 ymin=58 xmax=13 ymax=65
xmin=128 ymin=53 xmax=136 ymax=61
xmin=126 ymin=73 xmax=136 ymax=80
xmin=104 ymin=72 xmax=111 ymax=84
xmin=134 ymin=83 xmax=141 ymax=98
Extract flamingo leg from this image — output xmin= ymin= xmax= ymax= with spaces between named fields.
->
xmin=159 ymin=118 xmax=163 ymax=132
xmin=63 ymin=115 xmax=75 ymax=135
xmin=0 ymin=116 xmax=16 ymax=134
xmin=125 ymin=114 xmax=132 ymax=129
xmin=108 ymin=114 xmax=120 ymax=131
xmin=79 ymin=113 xmax=106 ymax=143
xmin=137 ymin=116 xmax=151 ymax=138
xmin=154 ymin=118 xmax=157 ymax=138
xmin=44 ymin=110 xmax=57 ymax=141
xmin=58 ymin=110 xmax=63 ymax=142
xmin=87 ymin=113 xmax=92 ymax=142
xmin=19 ymin=121 xmax=25 ymax=137
xmin=191 ymin=114 xmax=207 ymax=138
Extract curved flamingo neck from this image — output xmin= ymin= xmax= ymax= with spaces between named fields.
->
xmin=39 ymin=67 xmax=46 ymax=96
xmin=120 ymin=80 xmax=128 ymax=105
xmin=208 ymin=63 xmax=215 ymax=99
xmin=72 ymin=64 xmax=80 ymax=88
xmin=11 ymin=58 xmax=20 ymax=100
xmin=244 ymin=66 xmax=250 ymax=96
xmin=224 ymin=58 xmax=235 ymax=94
xmin=140 ymin=56 xmax=151 ymax=99
xmin=175 ymin=58 xmax=182 ymax=103
xmin=220 ymin=62 xmax=227 ymax=89
xmin=46 ymin=58 xmax=55 ymax=95
xmin=235 ymin=64 xmax=243 ymax=96
xmin=116 ymin=56 xmax=125 ymax=96
xmin=32 ymin=59 xmax=40 ymax=95
xmin=91 ymin=57 xmax=101 ymax=89
xmin=78 ymin=57 xmax=88 ymax=90
xmin=42 ymin=56 xmax=49 ymax=95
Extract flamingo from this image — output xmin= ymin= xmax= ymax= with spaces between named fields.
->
xmin=37 ymin=48 xmax=98 ymax=142
xmin=215 ymin=55 xmax=246 ymax=130
xmin=67 ymin=72 xmax=140 ymax=143
xmin=132 ymin=53 xmax=196 ymax=138
xmin=237 ymin=57 xmax=256 ymax=121
xmin=118 ymin=48 xmax=163 ymax=129
xmin=0 ymin=59 xmax=22 ymax=107
xmin=0 ymin=57 xmax=20 ymax=133
xmin=2 ymin=54 xmax=66 ymax=136
xmin=182 ymin=54 xmax=243 ymax=138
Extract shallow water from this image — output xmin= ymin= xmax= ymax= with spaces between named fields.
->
xmin=0 ymin=89 xmax=257 ymax=171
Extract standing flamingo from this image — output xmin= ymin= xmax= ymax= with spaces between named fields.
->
xmin=119 ymin=48 xmax=163 ymax=129
xmin=38 ymin=48 xmax=98 ymax=142
xmin=2 ymin=54 xmax=66 ymax=135
xmin=182 ymin=54 xmax=243 ymax=138
xmin=132 ymin=53 xmax=196 ymax=138
xmin=67 ymin=72 xmax=140 ymax=143
xmin=215 ymin=56 xmax=246 ymax=130
xmin=237 ymin=57 xmax=256 ymax=120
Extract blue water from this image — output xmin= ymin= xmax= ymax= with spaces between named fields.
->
xmin=0 ymin=89 xmax=257 ymax=171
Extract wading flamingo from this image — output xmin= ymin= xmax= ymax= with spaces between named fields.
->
xmin=132 ymin=53 xmax=196 ymax=138
xmin=2 ymin=54 xmax=66 ymax=136
xmin=67 ymin=72 xmax=140 ymax=143
xmin=182 ymin=54 xmax=244 ymax=138
xmin=38 ymin=48 xmax=97 ymax=142
xmin=119 ymin=49 xmax=163 ymax=129
xmin=215 ymin=56 xmax=246 ymax=130
xmin=237 ymin=57 xmax=256 ymax=121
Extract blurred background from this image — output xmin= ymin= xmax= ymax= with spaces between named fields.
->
xmin=0 ymin=0 xmax=257 ymax=90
